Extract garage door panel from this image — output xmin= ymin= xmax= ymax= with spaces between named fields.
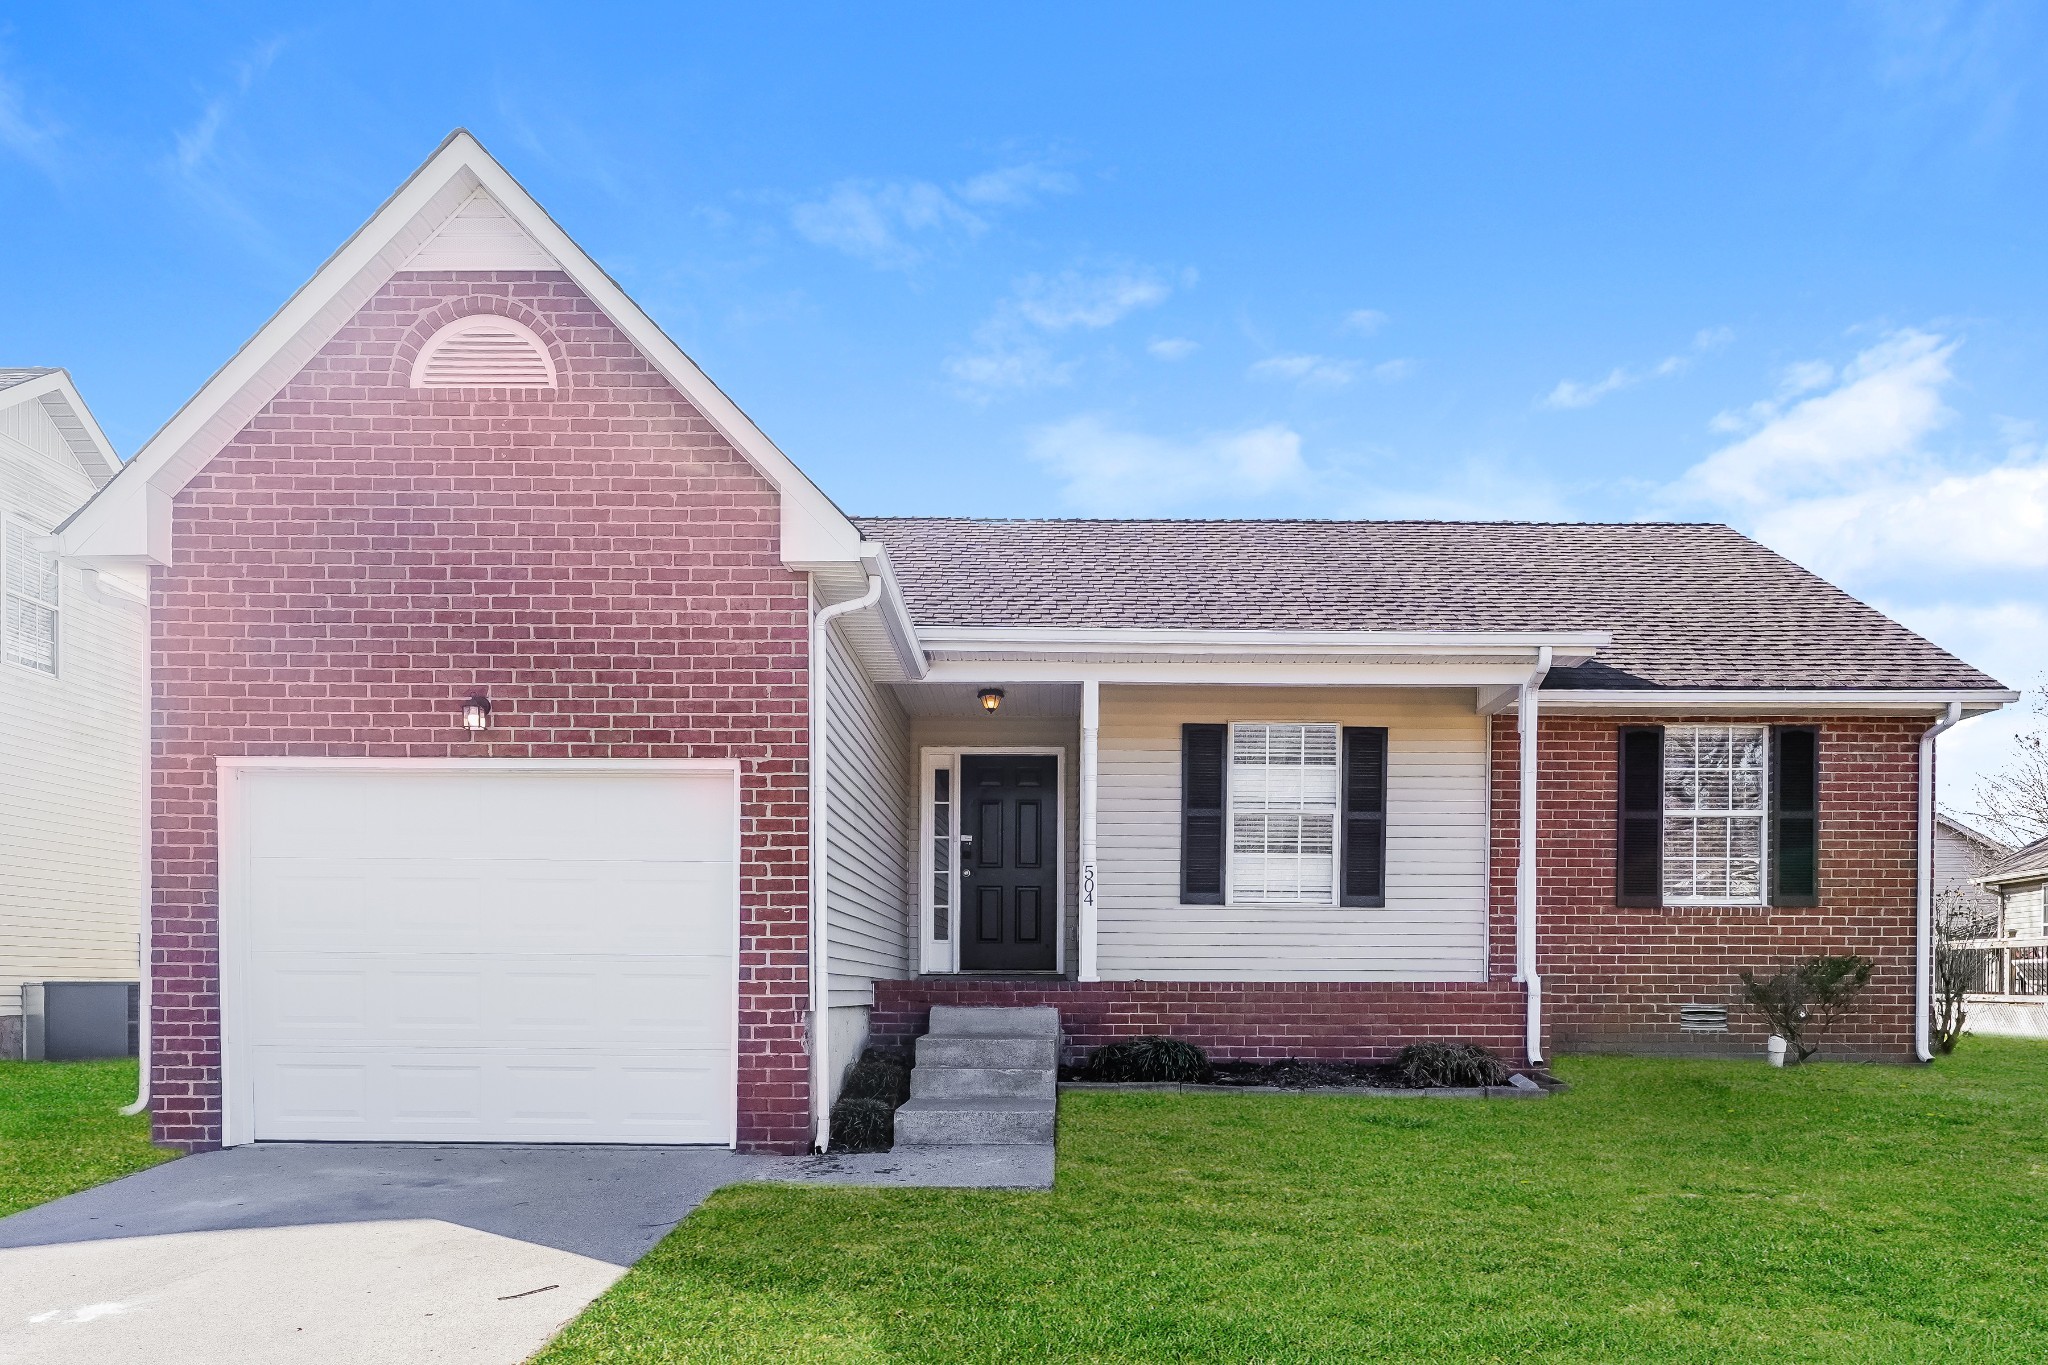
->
xmin=233 ymin=766 xmax=737 ymax=1144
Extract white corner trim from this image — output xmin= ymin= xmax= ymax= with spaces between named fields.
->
xmin=59 ymin=129 xmax=868 ymax=572
xmin=1528 ymin=688 xmax=2017 ymax=716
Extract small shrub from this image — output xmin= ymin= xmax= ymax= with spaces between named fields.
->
xmin=1739 ymin=954 xmax=1874 ymax=1062
xmin=829 ymin=1097 xmax=895 ymax=1152
xmin=1082 ymin=1035 xmax=1213 ymax=1083
xmin=839 ymin=1046 xmax=911 ymax=1106
xmin=1396 ymin=1041 xmax=1511 ymax=1088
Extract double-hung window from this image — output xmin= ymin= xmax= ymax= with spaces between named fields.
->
xmin=1617 ymin=722 xmax=1819 ymax=908
xmin=3 ymin=516 xmax=58 ymax=676
xmin=1181 ymin=721 xmax=1387 ymax=907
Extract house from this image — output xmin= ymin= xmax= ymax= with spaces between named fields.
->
xmin=1936 ymin=813 xmax=2007 ymax=930
xmin=1961 ymin=833 xmax=2048 ymax=1038
xmin=1 ymin=368 xmax=146 ymax=1059
xmin=59 ymin=132 xmax=2014 ymax=1154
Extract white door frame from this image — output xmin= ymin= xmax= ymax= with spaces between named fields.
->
xmin=917 ymin=747 xmax=1066 ymax=976
xmin=215 ymin=756 xmax=743 ymax=1147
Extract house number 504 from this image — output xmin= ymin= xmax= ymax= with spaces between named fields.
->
xmin=1082 ymin=863 xmax=1097 ymax=907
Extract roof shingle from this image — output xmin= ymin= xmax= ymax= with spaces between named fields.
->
xmin=854 ymin=517 xmax=2002 ymax=692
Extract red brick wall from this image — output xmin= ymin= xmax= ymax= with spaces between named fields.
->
xmin=870 ymin=979 xmax=1527 ymax=1063
xmin=1497 ymin=713 xmax=1923 ymax=1061
xmin=150 ymin=270 xmax=813 ymax=1152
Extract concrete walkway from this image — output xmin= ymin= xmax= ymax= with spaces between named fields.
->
xmin=0 ymin=1141 xmax=1051 ymax=1365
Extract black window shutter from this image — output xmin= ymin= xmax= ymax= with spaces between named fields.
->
xmin=1181 ymin=724 xmax=1227 ymax=904
xmin=1341 ymin=727 xmax=1388 ymax=907
xmin=1616 ymin=726 xmax=1665 ymax=907
xmin=1772 ymin=726 xmax=1820 ymax=907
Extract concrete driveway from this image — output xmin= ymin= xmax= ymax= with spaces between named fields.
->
xmin=0 ymin=1143 xmax=771 ymax=1365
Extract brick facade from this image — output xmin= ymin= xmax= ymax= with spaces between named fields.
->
xmin=880 ymin=713 xmax=1925 ymax=1068
xmin=149 ymin=270 xmax=814 ymax=1152
xmin=1510 ymin=713 xmax=1922 ymax=1061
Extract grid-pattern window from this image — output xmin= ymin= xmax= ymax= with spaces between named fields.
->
xmin=1228 ymin=722 xmax=1340 ymax=904
xmin=3 ymin=517 xmax=58 ymax=675
xmin=931 ymin=767 xmax=951 ymax=941
xmin=1662 ymin=724 xmax=1767 ymax=904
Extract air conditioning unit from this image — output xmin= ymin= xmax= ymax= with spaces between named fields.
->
xmin=21 ymin=982 xmax=139 ymax=1061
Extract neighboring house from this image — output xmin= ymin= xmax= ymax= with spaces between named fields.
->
xmin=1963 ymin=834 xmax=2048 ymax=1038
xmin=1936 ymin=813 xmax=2007 ymax=929
xmin=0 ymin=368 xmax=145 ymax=1059
xmin=60 ymin=132 xmax=2015 ymax=1155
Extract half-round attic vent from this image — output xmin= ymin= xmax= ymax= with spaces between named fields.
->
xmin=409 ymin=315 xmax=558 ymax=389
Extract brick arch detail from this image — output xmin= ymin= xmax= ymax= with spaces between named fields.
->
xmin=389 ymin=290 xmax=573 ymax=391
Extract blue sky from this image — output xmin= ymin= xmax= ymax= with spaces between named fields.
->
xmin=4 ymin=3 xmax=2046 ymax=803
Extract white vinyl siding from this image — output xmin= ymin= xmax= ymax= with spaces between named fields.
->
xmin=1097 ymin=687 xmax=1487 ymax=982
xmin=0 ymin=395 xmax=146 ymax=1026
xmin=1661 ymin=724 xmax=1768 ymax=906
xmin=823 ymin=617 xmax=913 ymax=1008
xmin=2002 ymin=882 xmax=2048 ymax=940
xmin=1228 ymin=722 xmax=1340 ymax=905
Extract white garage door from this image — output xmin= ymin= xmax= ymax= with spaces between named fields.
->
xmin=223 ymin=764 xmax=735 ymax=1145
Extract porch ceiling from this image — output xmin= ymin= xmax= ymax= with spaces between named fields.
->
xmin=888 ymin=681 xmax=1082 ymax=718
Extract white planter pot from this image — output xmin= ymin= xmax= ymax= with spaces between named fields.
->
xmin=1766 ymin=1035 xmax=1788 ymax=1068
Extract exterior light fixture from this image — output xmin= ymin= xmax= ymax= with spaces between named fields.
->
xmin=977 ymin=688 xmax=1005 ymax=714
xmin=460 ymin=694 xmax=493 ymax=733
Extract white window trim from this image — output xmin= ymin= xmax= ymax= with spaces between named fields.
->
xmin=1223 ymin=720 xmax=1344 ymax=909
xmin=918 ymin=746 xmax=1066 ymax=976
xmin=3 ymin=511 xmax=60 ymax=679
xmin=1661 ymin=723 xmax=1771 ymax=908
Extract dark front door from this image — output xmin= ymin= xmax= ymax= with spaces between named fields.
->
xmin=959 ymin=755 xmax=1059 ymax=971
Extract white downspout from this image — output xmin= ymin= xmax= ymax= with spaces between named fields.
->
xmin=121 ymin=579 xmax=151 ymax=1118
xmin=1515 ymin=646 xmax=1553 ymax=1066
xmin=808 ymin=561 xmax=884 ymax=1151
xmin=1916 ymin=701 xmax=1964 ymax=1063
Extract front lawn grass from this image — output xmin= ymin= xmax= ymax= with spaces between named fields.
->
xmin=0 ymin=1059 xmax=171 ymax=1219
xmin=538 ymin=1037 xmax=2048 ymax=1363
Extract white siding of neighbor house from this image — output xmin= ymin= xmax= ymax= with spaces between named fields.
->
xmin=1934 ymin=821 xmax=2003 ymax=925
xmin=2001 ymin=881 xmax=2047 ymax=940
xmin=823 ymin=617 xmax=913 ymax=1009
xmin=1096 ymin=686 xmax=1489 ymax=982
xmin=0 ymin=396 xmax=146 ymax=1030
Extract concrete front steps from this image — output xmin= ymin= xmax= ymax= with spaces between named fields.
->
xmin=895 ymin=1006 xmax=1059 ymax=1147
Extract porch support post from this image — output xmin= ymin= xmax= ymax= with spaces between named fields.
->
xmin=1515 ymin=647 xmax=1551 ymax=1066
xmin=1079 ymin=678 xmax=1101 ymax=982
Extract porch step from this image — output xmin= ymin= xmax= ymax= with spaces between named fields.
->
xmin=915 ymin=1035 xmax=1058 ymax=1069
xmin=910 ymin=1064 xmax=1056 ymax=1100
xmin=928 ymin=1004 xmax=1060 ymax=1039
xmin=897 ymin=1006 xmax=1061 ymax=1149
xmin=894 ymin=1096 xmax=1057 ymax=1146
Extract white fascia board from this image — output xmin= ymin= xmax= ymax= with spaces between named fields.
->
xmin=867 ymin=545 xmax=929 ymax=679
xmin=59 ymin=129 xmax=866 ymax=571
xmin=916 ymin=626 xmax=1610 ymax=664
xmin=3 ymin=370 xmax=120 ymax=485
xmin=918 ymin=658 xmax=1548 ymax=687
xmin=1527 ymin=688 xmax=2019 ymax=717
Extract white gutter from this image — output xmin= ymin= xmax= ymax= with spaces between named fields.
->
xmin=919 ymin=625 xmax=1609 ymax=664
xmin=807 ymin=558 xmax=885 ymax=1151
xmin=121 ymin=587 xmax=152 ymax=1119
xmin=1916 ymin=701 xmax=1965 ymax=1062
xmin=1516 ymin=646 xmax=1553 ymax=1066
xmin=1537 ymin=688 xmax=2016 ymax=716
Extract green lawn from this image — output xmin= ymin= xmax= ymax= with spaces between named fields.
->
xmin=538 ymin=1037 xmax=2048 ymax=1364
xmin=0 ymin=1059 xmax=172 ymax=1219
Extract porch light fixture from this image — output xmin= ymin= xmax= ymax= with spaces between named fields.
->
xmin=977 ymin=688 xmax=1005 ymax=714
xmin=460 ymin=693 xmax=493 ymax=733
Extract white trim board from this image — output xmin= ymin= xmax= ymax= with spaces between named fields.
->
xmin=1527 ymin=689 xmax=2016 ymax=717
xmin=214 ymin=756 xmax=743 ymax=1148
xmin=59 ymin=130 xmax=866 ymax=572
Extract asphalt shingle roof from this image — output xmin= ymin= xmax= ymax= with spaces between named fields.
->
xmin=854 ymin=517 xmax=2003 ymax=692
xmin=0 ymin=367 xmax=56 ymax=393
xmin=1983 ymin=834 xmax=2048 ymax=886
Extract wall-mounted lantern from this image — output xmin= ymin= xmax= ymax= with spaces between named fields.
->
xmin=977 ymin=688 xmax=1005 ymax=715
xmin=460 ymin=694 xmax=493 ymax=733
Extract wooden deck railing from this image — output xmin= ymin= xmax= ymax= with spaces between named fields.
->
xmin=1956 ymin=937 xmax=2048 ymax=997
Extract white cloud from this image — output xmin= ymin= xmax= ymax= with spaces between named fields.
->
xmin=1013 ymin=270 xmax=1170 ymax=331
xmin=1148 ymin=337 xmax=1198 ymax=361
xmin=1249 ymin=353 xmax=1356 ymax=389
xmin=1342 ymin=308 xmax=1389 ymax=336
xmin=947 ymin=267 xmax=1175 ymax=397
xmin=1372 ymin=358 xmax=1416 ymax=383
xmin=791 ymin=160 xmax=1074 ymax=269
xmin=1542 ymin=326 xmax=1734 ymax=410
xmin=1028 ymin=416 xmax=1308 ymax=514
xmin=0 ymin=55 xmax=61 ymax=175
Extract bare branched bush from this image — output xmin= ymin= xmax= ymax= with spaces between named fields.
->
xmin=1932 ymin=887 xmax=1997 ymax=1055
